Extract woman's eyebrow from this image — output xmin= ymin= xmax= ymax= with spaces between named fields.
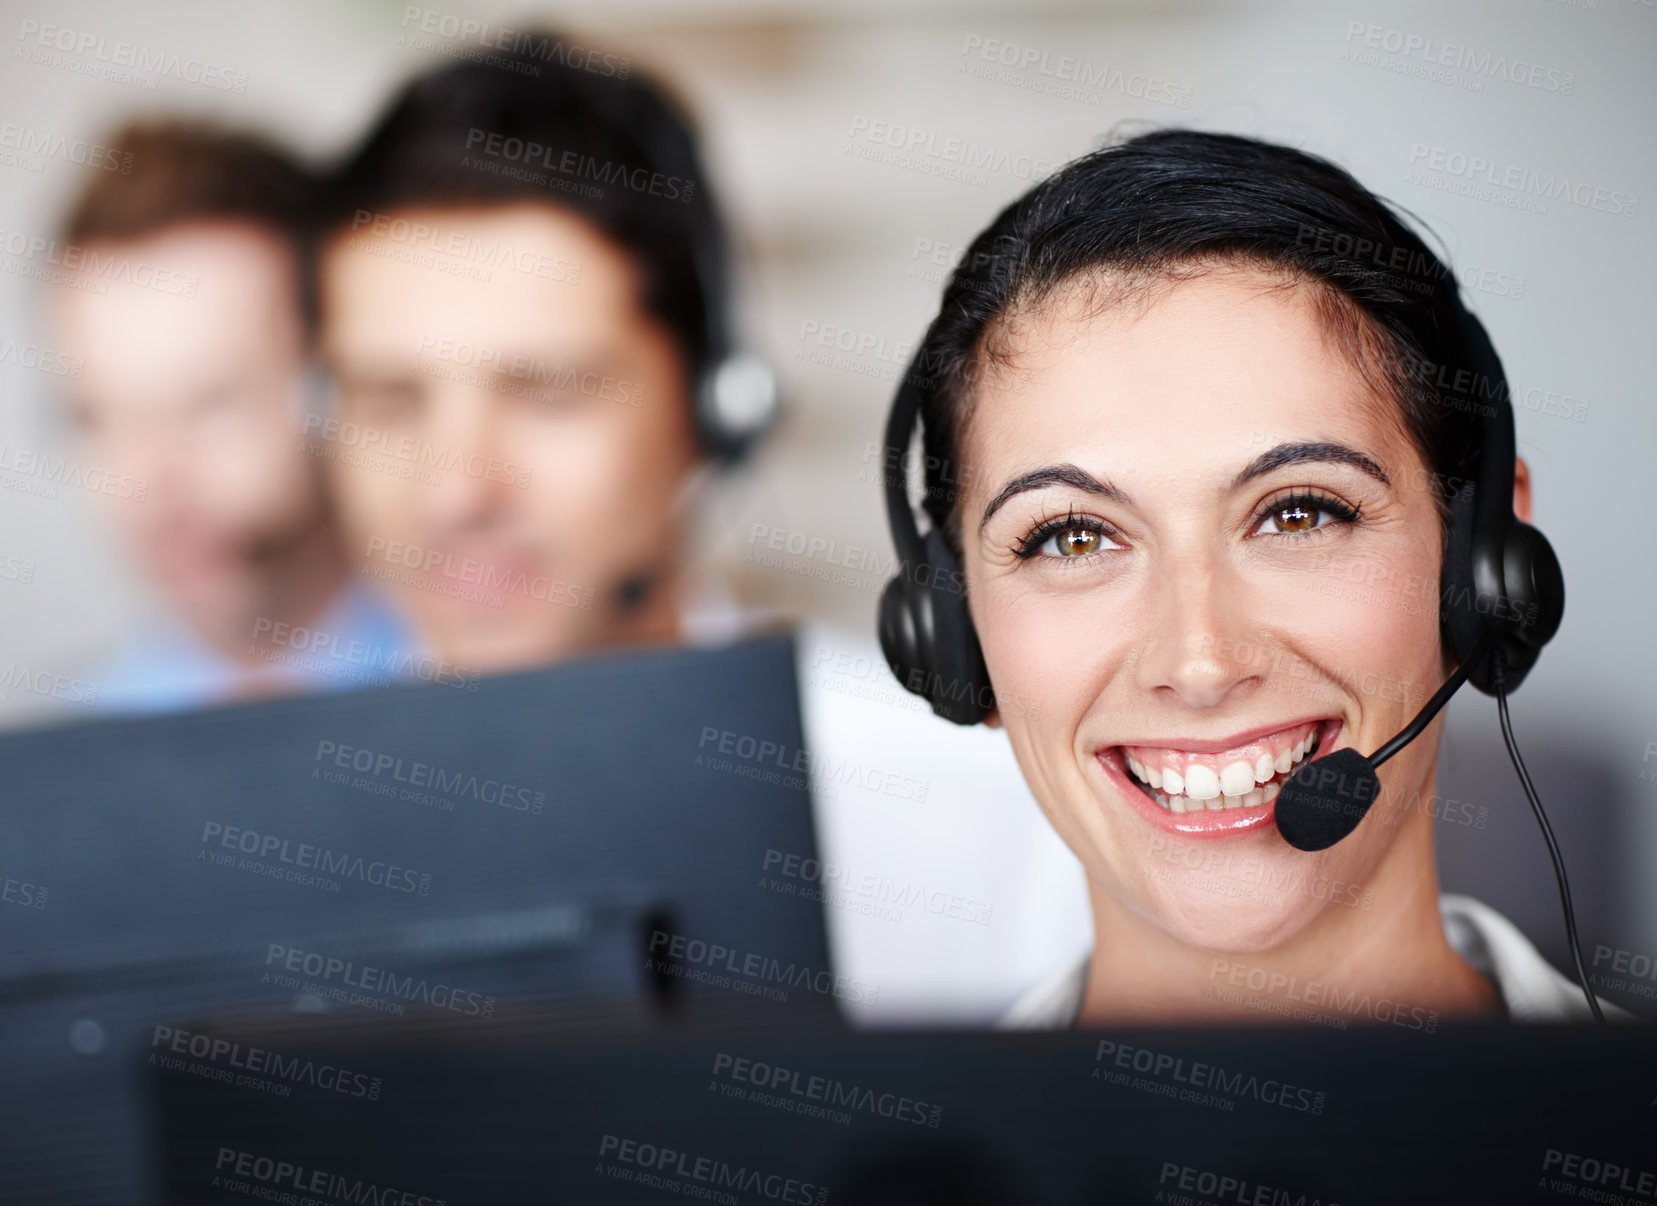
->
xmin=977 ymin=444 xmax=1388 ymax=535
xmin=979 ymin=464 xmax=1133 ymax=535
xmin=1232 ymin=441 xmax=1391 ymax=489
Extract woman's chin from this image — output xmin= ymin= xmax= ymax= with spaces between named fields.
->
xmin=1136 ymin=877 xmax=1320 ymax=954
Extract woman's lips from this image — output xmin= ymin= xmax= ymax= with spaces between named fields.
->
xmin=1093 ymin=718 xmax=1343 ymax=838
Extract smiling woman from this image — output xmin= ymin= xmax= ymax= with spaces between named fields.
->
xmin=878 ymin=129 xmax=1607 ymax=1027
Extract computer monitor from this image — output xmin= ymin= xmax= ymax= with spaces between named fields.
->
xmin=0 ymin=632 xmax=831 ymax=1204
xmin=148 ymin=998 xmax=1657 ymax=1206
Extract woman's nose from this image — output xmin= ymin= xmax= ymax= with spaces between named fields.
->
xmin=1130 ymin=561 xmax=1265 ymax=711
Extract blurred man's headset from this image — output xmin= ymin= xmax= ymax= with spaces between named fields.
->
xmin=639 ymin=109 xmax=779 ymax=465
xmin=690 ymin=219 xmax=779 ymax=464
xmin=878 ymin=291 xmax=1600 ymax=1019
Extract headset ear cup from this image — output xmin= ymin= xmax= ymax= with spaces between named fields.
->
xmin=878 ymin=576 xmax=926 ymax=699
xmin=1503 ymin=521 xmax=1565 ymax=654
xmin=1440 ymin=479 xmax=1486 ymax=674
xmin=698 ymin=352 xmax=780 ymax=463
xmin=877 ymin=535 xmax=993 ymax=725
xmin=917 ymin=531 xmax=992 ymax=725
xmin=1441 ymin=487 xmax=1564 ymax=694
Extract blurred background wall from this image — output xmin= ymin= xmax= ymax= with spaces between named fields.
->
xmin=1 ymin=0 xmax=1653 ymax=966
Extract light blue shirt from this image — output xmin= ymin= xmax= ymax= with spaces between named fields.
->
xmin=90 ymin=583 xmax=416 ymax=716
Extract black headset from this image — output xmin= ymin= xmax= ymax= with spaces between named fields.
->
xmin=607 ymin=190 xmax=776 ymax=615
xmin=877 ymin=300 xmax=1564 ymax=725
xmin=687 ymin=210 xmax=780 ymax=464
xmin=630 ymin=96 xmax=779 ymax=466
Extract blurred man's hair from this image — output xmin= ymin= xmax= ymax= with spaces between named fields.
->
xmin=326 ymin=37 xmax=728 ymax=390
xmin=62 ymin=121 xmax=319 ymax=333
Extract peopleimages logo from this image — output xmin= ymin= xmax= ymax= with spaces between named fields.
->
xmin=1158 ymin=1162 xmax=1340 ymax=1206
xmin=0 ymin=228 xmax=200 ymax=296
xmin=711 ymin=1050 xmax=943 ymax=1128
xmin=464 ymin=127 xmax=695 ymax=202
xmin=313 ymin=738 xmax=545 ymax=814
xmin=762 ymin=847 xmax=993 ymax=926
xmin=252 ymin=616 xmax=481 ymax=690
xmin=0 ymin=662 xmax=98 ymax=706
xmin=303 ymin=412 xmax=531 ymax=488
xmin=151 ymin=1025 xmax=383 ymax=1100
xmin=1406 ymin=143 xmax=1638 ymax=219
xmin=647 ymin=928 xmax=880 ymax=1004
xmin=0 ymin=867 xmax=47 ymax=910
xmin=264 ymin=943 xmax=496 ymax=1018
xmin=347 ymin=209 xmax=582 ymax=284
xmin=14 ymin=19 xmax=251 ymax=92
xmin=1342 ymin=21 xmax=1576 ymax=94
xmin=0 ymin=123 xmax=133 ymax=173
xmin=364 ymin=536 xmax=596 ymax=612
xmin=0 ymin=442 xmax=147 ymax=503
xmin=697 ymin=725 xmax=931 ymax=803
xmin=211 ymin=1147 xmax=442 ymax=1205
xmin=1093 ymin=1038 xmax=1328 ymax=1114
xmin=0 ymin=338 xmax=82 ymax=378
xmin=199 ymin=821 xmax=431 ymax=896
xmin=415 ymin=334 xmax=643 ymax=407
xmin=846 ymin=115 xmax=1058 ymax=186
xmin=1589 ymin=943 xmax=1657 ymax=1003
xmin=958 ymin=34 xmax=1193 ymax=108
xmin=1207 ymin=957 xmax=1441 ymax=1032
xmin=597 ymin=1134 xmax=827 ymax=1205
xmin=399 ymin=8 xmax=631 ymax=80
xmin=1540 ymin=1149 xmax=1657 ymax=1200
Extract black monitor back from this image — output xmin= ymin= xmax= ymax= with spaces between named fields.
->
xmin=148 ymin=1001 xmax=1657 ymax=1206
xmin=0 ymin=632 xmax=830 ymax=1204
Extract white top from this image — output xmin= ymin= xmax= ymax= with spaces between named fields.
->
xmin=790 ymin=621 xmax=1094 ymax=1027
xmin=1000 ymin=892 xmax=1628 ymax=1028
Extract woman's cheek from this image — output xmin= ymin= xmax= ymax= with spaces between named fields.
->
xmin=979 ymin=586 xmax=1139 ymax=861
xmin=1298 ymin=552 xmax=1443 ymax=720
xmin=980 ymin=585 xmax=1106 ymax=741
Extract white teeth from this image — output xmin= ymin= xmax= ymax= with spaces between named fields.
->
xmin=1147 ymin=782 xmax=1275 ymax=814
xmin=1219 ymin=761 xmax=1255 ymax=797
xmin=1125 ymin=722 xmax=1327 ymax=812
xmin=1184 ymin=765 xmax=1221 ymax=800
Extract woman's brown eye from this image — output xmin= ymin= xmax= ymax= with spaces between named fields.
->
xmin=1057 ymin=527 xmax=1101 ymax=556
xmin=1275 ymin=504 xmax=1318 ymax=533
xmin=1021 ymin=518 xmax=1121 ymax=560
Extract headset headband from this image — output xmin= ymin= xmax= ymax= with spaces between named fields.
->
xmin=881 ymin=361 xmax=931 ymax=568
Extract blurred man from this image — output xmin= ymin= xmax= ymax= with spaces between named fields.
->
xmin=320 ymin=44 xmax=1090 ymax=1024
xmin=319 ymin=54 xmax=759 ymax=670
xmin=49 ymin=123 xmax=411 ymax=712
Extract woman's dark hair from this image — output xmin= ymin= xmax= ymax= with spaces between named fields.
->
xmin=916 ymin=128 xmax=1499 ymax=548
xmin=324 ymin=35 xmax=725 ymax=385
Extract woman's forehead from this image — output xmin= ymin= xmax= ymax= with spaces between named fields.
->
xmin=961 ymin=271 xmax=1411 ymax=487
